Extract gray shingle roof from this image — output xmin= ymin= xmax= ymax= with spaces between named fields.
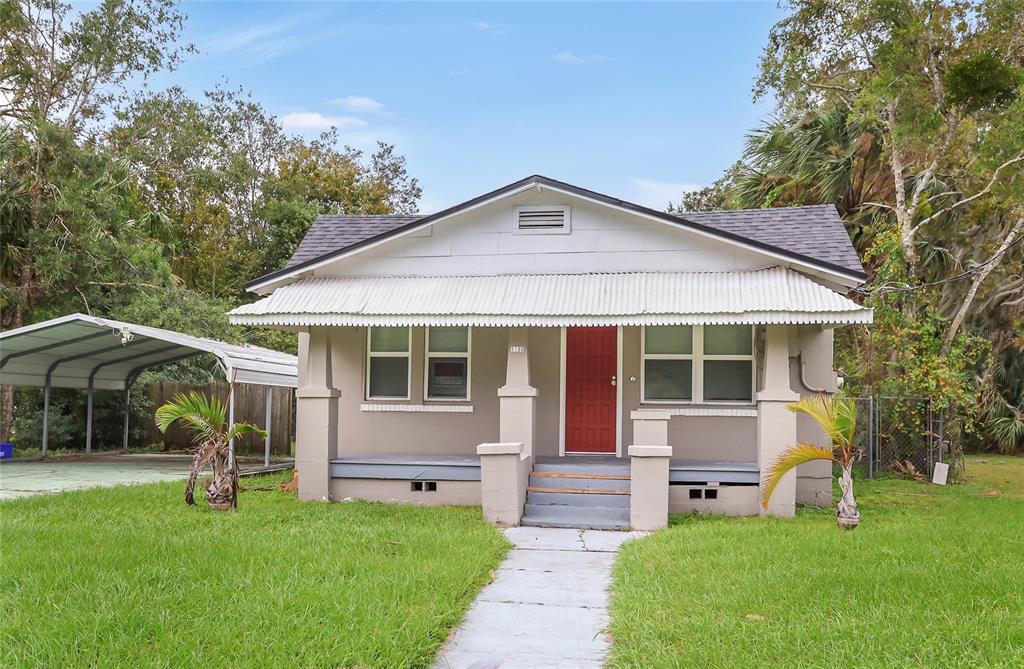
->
xmin=284 ymin=206 xmax=864 ymax=276
xmin=285 ymin=215 xmax=418 ymax=268
xmin=264 ymin=176 xmax=865 ymax=290
xmin=676 ymin=205 xmax=864 ymax=276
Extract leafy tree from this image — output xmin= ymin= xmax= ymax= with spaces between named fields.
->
xmin=667 ymin=163 xmax=742 ymax=212
xmin=0 ymin=0 xmax=190 ymax=440
xmin=755 ymin=0 xmax=1024 ymax=277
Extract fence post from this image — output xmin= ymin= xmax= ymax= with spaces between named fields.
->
xmin=867 ymin=395 xmax=874 ymax=479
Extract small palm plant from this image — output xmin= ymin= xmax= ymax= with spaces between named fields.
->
xmin=155 ymin=391 xmax=266 ymax=510
xmin=761 ymin=393 xmax=861 ymax=529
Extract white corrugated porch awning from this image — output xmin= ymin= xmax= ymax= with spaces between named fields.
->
xmin=228 ymin=267 xmax=872 ymax=327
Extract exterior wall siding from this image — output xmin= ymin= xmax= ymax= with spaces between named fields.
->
xmin=620 ymin=326 xmax=757 ymax=461
xmin=300 ymin=323 xmax=834 ymax=489
xmin=318 ymin=189 xmax=775 ymax=278
xmin=330 ymin=478 xmax=481 ymax=506
xmin=315 ymin=325 xmax=563 ymax=458
xmin=792 ymin=326 xmax=837 ymax=507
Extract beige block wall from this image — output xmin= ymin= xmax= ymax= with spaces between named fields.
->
xmin=312 ymin=326 xmax=561 ymax=457
xmin=668 ymin=485 xmax=759 ymax=516
xmin=301 ymin=324 xmax=837 ymax=481
xmin=330 ymin=478 xmax=481 ymax=506
xmin=791 ymin=326 xmax=837 ymax=507
xmin=620 ymin=326 xmax=757 ymax=461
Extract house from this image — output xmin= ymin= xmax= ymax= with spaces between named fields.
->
xmin=229 ymin=175 xmax=871 ymax=530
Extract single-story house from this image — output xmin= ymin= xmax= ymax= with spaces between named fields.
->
xmin=229 ymin=175 xmax=871 ymax=530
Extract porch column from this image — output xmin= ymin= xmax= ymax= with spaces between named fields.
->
xmin=296 ymin=329 xmax=341 ymax=501
xmin=758 ymin=325 xmax=800 ymax=517
xmin=477 ymin=442 xmax=528 ymax=526
xmin=629 ymin=411 xmax=671 ymax=531
xmin=497 ymin=329 xmax=536 ymax=458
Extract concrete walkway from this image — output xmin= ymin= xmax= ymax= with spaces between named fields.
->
xmin=433 ymin=526 xmax=646 ymax=669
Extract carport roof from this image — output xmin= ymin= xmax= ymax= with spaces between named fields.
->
xmin=0 ymin=313 xmax=297 ymax=390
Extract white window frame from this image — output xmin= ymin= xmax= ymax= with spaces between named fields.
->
xmin=641 ymin=325 xmax=755 ymax=405
xmin=365 ymin=326 xmax=412 ymax=401
xmin=423 ymin=326 xmax=472 ymax=402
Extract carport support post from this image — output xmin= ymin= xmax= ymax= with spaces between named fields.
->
xmin=42 ymin=381 xmax=51 ymax=457
xmin=85 ymin=380 xmax=94 ymax=454
xmin=263 ymin=387 xmax=272 ymax=468
xmin=121 ymin=385 xmax=130 ymax=451
xmin=227 ymin=382 xmax=236 ymax=470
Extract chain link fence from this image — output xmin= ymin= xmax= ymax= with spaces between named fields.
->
xmin=851 ymin=396 xmax=946 ymax=479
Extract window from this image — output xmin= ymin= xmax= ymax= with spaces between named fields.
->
xmin=702 ymin=325 xmax=754 ymax=402
xmin=425 ymin=326 xmax=470 ymax=400
xmin=642 ymin=326 xmax=693 ymax=401
xmin=642 ymin=325 xmax=754 ymax=403
xmin=366 ymin=327 xmax=410 ymax=399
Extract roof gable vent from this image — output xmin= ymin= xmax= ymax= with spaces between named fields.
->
xmin=514 ymin=205 xmax=571 ymax=234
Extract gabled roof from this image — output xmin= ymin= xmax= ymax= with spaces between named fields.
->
xmin=676 ymin=205 xmax=863 ymax=281
xmin=285 ymin=215 xmax=418 ymax=269
xmin=247 ymin=175 xmax=866 ymax=292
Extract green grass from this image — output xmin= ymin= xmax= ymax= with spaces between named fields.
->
xmin=610 ymin=455 xmax=1024 ymax=668
xmin=0 ymin=473 xmax=509 ymax=668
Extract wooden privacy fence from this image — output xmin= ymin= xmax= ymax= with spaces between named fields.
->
xmin=145 ymin=381 xmax=293 ymax=456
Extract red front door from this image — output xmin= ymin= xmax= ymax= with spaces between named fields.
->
xmin=565 ymin=327 xmax=617 ymax=453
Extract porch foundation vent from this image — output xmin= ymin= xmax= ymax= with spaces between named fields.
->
xmin=514 ymin=205 xmax=571 ymax=234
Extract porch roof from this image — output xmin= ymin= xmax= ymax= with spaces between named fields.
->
xmin=227 ymin=266 xmax=872 ymax=328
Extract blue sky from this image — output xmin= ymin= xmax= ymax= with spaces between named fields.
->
xmin=158 ymin=2 xmax=783 ymax=212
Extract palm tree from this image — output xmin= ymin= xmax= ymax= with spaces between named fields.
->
xmin=761 ymin=394 xmax=861 ymax=529
xmin=155 ymin=391 xmax=266 ymax=510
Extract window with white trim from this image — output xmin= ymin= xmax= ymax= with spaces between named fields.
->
xmin=642 ymin=325 xmax=754 ymax=403
xmin=366 ymin=326 xmax=411 ymax=399
xmin=425 ymin=326 xmax=470 ymax=400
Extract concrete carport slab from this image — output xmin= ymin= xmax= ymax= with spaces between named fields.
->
xmin=0 ymin=453 xmax=289 ymax=500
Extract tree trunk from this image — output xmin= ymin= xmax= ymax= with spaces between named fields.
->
xmin=942 ymin=215 xmax=1024 ymax=355
xmin=0 ymin=387 xmax=13 ymax=443
xmin=206 ymin=450 xmax=236 ymax=510
xmin=0 ymin=266 xmax=33 ymax=442
xmin=837 ymin=464 xmax=860 ymax=529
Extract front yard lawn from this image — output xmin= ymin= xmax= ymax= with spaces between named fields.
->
xmin=610 ymin=455 xmax=1024 ymax=668
xmin=0 ymin=473 xmax=508 ymax=668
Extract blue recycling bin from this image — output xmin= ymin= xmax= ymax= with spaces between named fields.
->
xmin=0 ymin=442 xmax=13 ymax=460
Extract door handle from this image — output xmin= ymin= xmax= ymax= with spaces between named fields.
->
xmin=611 ymin=375 xmax=617 ymax=386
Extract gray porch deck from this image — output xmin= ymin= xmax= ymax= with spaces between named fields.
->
xmin=329 ymin=453 xmax=759 ymax=484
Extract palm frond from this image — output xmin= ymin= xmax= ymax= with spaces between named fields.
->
xmin=761 ymin=444 xmax=836 ymax=509
xmin=225 ymin=422 xmax=267 ymax=443
xmin=155 ymin=391 xmax=227 ymax=444
xmin=786 ymin=394 xmax=857 ymax=451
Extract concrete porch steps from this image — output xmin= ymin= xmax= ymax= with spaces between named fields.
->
xmin=521 ymin=465 xmax=632 ymax=531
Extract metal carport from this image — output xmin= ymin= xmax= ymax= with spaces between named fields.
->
xmin=0 ymin=313 xmax=297 ymax=465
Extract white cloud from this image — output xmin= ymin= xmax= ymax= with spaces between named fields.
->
xmin=201 ymin=12 xmax=330 ymax=66
xmin=329 ymin=95 xmax=384 ymax=113
xmin=448 ymin=67 xmax=471 ymax=76
xmin=472 ymin=20 xmax=502 ymax=34
xmin=549 ymin=50 xmax=609 ymax=65
xmin=628 ymin=178 xmax=699 ymax=210
xmin=280 ymin=112 xmax=367 ymax=131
